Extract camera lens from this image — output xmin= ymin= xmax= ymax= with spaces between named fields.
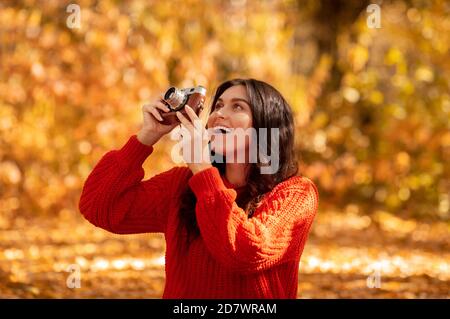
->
xmin=164 ymin=87 xmax=186 ymax=110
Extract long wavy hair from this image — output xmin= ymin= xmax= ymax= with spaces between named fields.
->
xmin=178 ymin=78 xmax=299 ymax=246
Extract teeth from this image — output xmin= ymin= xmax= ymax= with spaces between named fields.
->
xmin=213 ymin=126 xmax=233 ymax=134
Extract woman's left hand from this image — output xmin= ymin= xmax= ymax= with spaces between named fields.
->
xmin=176 ymin=105 xmax=213 ymax=175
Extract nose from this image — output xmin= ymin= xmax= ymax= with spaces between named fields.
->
xmin=216 ymin=108 xmax=226 ymax=118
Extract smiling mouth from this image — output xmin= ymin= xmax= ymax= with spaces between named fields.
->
xmin=213 ymin=126 xmax=233 ymax=134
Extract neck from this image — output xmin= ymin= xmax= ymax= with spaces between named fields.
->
xmin=225 ymin=162 xmax=249 ymax=187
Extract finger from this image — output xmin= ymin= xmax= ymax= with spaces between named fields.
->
xmin=143 ymin=104 xmax=164 ymax=120
xmin=176 ymin=111 xmax=193 ymax=130
xmin=152 ymin=110 xmax=163 ymax=121
xmin=176 ymin=111 xmax=191 ymax=127
xmin=185 ymin=105 xmax=205 ymax=131
xmin=198 ymin=101 xmax=207 ymax=117
xmin=142 ymin=104 xmax=159 ymax=119
xmin=144 ymin=105 xmax=163 ymax=121
xmin=184 ymin=105 xmax=198 ymax=120
xmin=155 ymin=100 xmax=170 ymax=113
xmin=142 ymin=104 xmax=154 ymax=117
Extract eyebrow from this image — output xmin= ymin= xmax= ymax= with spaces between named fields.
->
xmin=217 ymin=97 xmax=250 ymax=106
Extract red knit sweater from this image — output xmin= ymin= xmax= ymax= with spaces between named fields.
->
xmin=79 ymin=135 xmax=319 ymax=299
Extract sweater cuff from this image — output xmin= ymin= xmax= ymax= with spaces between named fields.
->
xmin=116 ymin=135 xmax=154 ymax=167
xmin=188 ymin=166 xmax=228 ymax=198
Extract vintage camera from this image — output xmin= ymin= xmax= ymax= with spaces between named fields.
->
xmin=159 ymin=85 xmax=206 ymax=125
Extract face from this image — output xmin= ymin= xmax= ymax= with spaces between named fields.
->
xmin=207 ymin=85 xmax=253 ymax=158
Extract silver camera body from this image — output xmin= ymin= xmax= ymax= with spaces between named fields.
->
xmin=159 ymin=85 xmax=207 ymax=125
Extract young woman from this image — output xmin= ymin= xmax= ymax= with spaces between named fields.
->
xmin=79 ymin=78 xmax=319 ymax=299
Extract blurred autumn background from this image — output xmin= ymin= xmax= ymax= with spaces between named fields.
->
xmin=0 ymin=0 xmax=449 ymax=298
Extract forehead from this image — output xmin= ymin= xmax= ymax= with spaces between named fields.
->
xmin=218 ymin=85 xmax=249 ymax=101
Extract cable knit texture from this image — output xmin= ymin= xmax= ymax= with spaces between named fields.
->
xmin=79 ymin=135 xmax=319 ymax=299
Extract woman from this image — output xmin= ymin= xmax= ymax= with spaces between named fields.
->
xmin=79 ymin=78 xmax=319 ymax=299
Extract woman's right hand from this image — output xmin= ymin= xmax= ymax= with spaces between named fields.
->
xmin=137 ymin=97 xmax=179 ymax=146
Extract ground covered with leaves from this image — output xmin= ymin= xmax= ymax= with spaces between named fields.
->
xmin=1 ymin=209 xmax=448 ymax=298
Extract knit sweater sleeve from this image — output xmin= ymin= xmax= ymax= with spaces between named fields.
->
xmin=79 ymin=135 xmax=179 ymax=234
xmin=188 ymin=166 xmax=319 ymax=273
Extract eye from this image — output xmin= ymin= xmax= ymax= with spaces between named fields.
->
xmin=214 ymin=103 xmax=223 ymax=109
xmin=233 ymin=104 xmax=243 ymax=110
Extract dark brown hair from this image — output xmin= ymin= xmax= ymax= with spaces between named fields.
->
xmin=178 ymin=78 xmax=299 ymax=246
